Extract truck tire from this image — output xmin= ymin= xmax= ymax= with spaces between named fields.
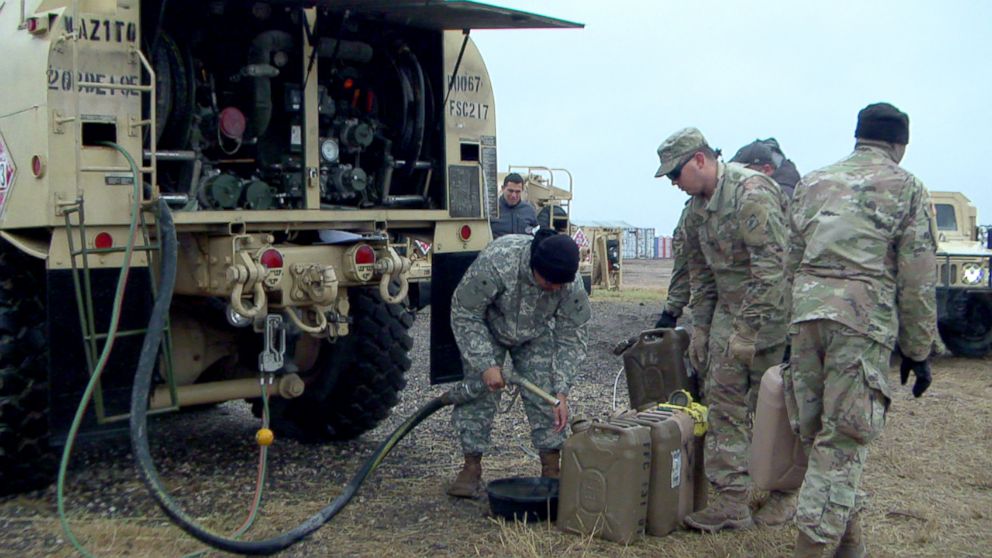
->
xmin=0 ymin=246 xmax=53 ymax=494
xmin=940 ymin=294 xmax=992 ymax=358
xmin=270 ymin=288 xmax=413 ymax=441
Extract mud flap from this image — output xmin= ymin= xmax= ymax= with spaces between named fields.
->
xmin=430 ymin=251 xmax=478 ymax=384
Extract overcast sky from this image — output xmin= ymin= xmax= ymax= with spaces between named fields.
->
xmin=472 ymin=0 xmax=992 ymax=236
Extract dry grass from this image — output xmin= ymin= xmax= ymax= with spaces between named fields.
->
xmin=590 ymin=287 xmax=665 ymax=303
xmin=28 ymin=357 xmax=990 ymax=558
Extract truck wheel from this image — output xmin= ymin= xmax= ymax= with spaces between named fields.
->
xmin=271 ymin=288 xmax=414 ymax=441
xmin=0 ymin=246 xmax=53 ymax=494
xmin=940 ymin=294 xmax=992 ymax=358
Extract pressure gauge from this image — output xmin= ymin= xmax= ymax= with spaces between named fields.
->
xmin=320 ymin=138 xmax=340 ymax=162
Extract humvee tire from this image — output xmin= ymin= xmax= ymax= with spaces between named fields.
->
xmin=939 ymin=293 xmax=992 ymax=358
xmin=0 ymin=243 xmax=54 ymax=494
xmin=268 ymin=288 xmax=413 ymax=441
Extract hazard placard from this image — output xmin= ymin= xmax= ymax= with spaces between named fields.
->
xmin=572 ymin=228 xmax=590 ymax=248
xmin=0 ymin=132 xmax=14 ymax=212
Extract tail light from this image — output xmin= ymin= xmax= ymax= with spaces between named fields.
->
xmin=343 ymin=244 xmax=377 ymax=282
xmin=458 ymin=225 xmax=472 ymax=242
xmin=259 ymin=249 xmax=283 ymax=269
xmin=355 ymin=245 xmax=376 ymax=265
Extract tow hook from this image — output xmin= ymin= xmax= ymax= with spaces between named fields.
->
xmin=227 ymin=252 xmax=268 ymax=318
xmin=375 ymin=246 xmax=411 ymax=304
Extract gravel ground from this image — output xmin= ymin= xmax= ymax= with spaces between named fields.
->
xmin=1 ymin=261 xmax=990 ymax=557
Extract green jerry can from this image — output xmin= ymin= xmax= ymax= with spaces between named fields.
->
xmin=620 ymin=328 xmax=693 ymax=410
xmin=557 ymin=421 xmax=651 ymax=544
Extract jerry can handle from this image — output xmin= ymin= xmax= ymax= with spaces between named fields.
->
xmin=588 ymin=422 xmax=634 ymax=444
xmin=639 ymin=328 xmax=670 ymax=343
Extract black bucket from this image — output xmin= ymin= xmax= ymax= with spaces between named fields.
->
xmin=486 ymin=477 xmax=559 ymax=523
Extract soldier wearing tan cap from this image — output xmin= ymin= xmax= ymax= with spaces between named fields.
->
xmin=654 ymin=127 xmax=793 ymax=532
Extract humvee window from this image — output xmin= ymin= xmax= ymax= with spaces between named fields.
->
xmin=936 ymin=204 xmax=958 ymax=231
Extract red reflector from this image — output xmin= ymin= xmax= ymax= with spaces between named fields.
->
xmin=26 ymin=18 xmax=38 ymax=33
xmin=259 ymin=249 xmax=283 ymax=269
xmin=31 ymin=155 xmax=44 ymax=178
xmin=459 ymin=225 xmax=472 ymax=241
xmin=355 ymin=245 xmax=376 ymax=265
xmin=94 ymin=232 xmax=113 ymax=249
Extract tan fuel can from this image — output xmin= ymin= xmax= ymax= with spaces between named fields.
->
xmin=611 ymin=411 xmax=696 ymax=536
xmin=557 ymin=421 xmax=651 ymax=544
xmin=750 ymin=364 xmax=809 ymax=491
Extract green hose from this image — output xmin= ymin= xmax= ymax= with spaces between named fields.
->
xmin=56 ymin=141 xmax=144 ymax=558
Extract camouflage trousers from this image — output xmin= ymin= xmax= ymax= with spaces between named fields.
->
xmin=704 ymin=307 xmax=785 ymax=491
xmin=786 ymin=320 xmax=891 ymax=544
xmin=451 ymin=333 xmax=563 ymax=455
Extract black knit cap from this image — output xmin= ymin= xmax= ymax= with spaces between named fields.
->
xmin=855 ymin=102 xmax=909 ymax=144
xmin=530 ymin=230 xmax=579 ymax=284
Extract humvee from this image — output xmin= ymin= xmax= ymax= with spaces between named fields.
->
xmin=932 ymin=191 xmax=992 ymax=357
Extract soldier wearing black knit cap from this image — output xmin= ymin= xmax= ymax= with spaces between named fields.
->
xmin=787 ymin=101 xmax=938 ymax=558
xmin=445 ymin=230 xmax=591 ymax=498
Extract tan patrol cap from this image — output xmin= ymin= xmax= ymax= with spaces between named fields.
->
xmin=655 ymin=127 xmax=709 ymax=178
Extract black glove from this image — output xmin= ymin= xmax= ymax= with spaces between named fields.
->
xmin=899 ymin=354 xmax=932 ymax=398
xmin=654 ymin=310 xmax=678 ymax=329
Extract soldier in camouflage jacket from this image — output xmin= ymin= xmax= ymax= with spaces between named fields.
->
xmin=446 ymin=232 xmax=590 ymax=498
xmin=787 ymin=103 xmax=937 ymax=557
xmin=655 ymin=127 xmax=793 ymax=532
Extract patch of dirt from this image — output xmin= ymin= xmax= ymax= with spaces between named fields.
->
xmin=1 ymin=287 xmax=990 ymax=557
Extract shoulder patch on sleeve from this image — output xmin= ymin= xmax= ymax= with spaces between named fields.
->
xmin=739 ymin=201 xmax=770 ymax=246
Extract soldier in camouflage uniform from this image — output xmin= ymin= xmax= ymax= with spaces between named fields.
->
xmin=730 ymin=139 xmax=801 ymax=198
xmin=655 ymin=201 xmax=691 ymax=328
xmin=446 ymin=231 xmax=591 ymax=498
xmin=654 ymin=128 xmax=792 ymax=532
xmin=657 ymin=139 xmax=798 ymax=329
xmin=786 ymin=103 xmax=936 ymax=557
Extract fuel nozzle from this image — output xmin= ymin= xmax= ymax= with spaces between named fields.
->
xmin=439 ymin=370 xmax=560 ymax=408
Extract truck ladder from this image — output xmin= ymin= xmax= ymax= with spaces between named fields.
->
xmin=60 ymin=2 xmax=176 ymax=423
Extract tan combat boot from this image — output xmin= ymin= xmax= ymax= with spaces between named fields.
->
xmin=539 ymin=450 xmax=560 ymax=479
xmin=794 ymin=531 xmax=828 ymax=558
xmin=834 ymin=512 xmax=866 ymax=558
xmin=684 ymin=489 xmax=753 ymax=532
xmin=753 ymin=490 xmax=798 ymax=526
xmin=447 ymin=454 xmax=484 ymax=499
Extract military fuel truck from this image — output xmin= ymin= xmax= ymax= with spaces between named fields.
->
xmin=0 ymin=0 xmax=579 ymax=493
xmin=932 ymin=191 xmax=992 ymax=357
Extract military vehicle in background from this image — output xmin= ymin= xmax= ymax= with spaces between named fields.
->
xmin=575 ymin=225 xmax=623 ymax=291
xmin=932 ymin=192 xmax=992 ymax=357
xmin=0 ymin=0 xmax=579 ymax=493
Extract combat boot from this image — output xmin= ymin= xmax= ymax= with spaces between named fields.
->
xmin=834 ymin=512 xmax=866 ymax=558
xmin=753 ymin=490 xmax=797 ymax=526
xmin=539 ymin=450 xmax=560 ymax=478
xmin=684 ymin=489 xmax=753 ymax=532
xmin=447 ymin=454 xmax=484 ymax=499
xmin=794 ymin=531 xmax=828 ymax=558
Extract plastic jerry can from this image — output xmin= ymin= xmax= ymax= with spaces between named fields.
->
xmin=558 ymin=421 xmax=651 ymax=544
xmin=750 ymin=364 xmax=809 ymax=491
xmin=622 ymin=328 xmax=692 ymax=410
xmin=612 ymin=412 xmax=692 ymax=537
xmin=650 ymin=408 xmax=707 ymax=513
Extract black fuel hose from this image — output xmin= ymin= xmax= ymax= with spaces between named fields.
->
xmin=129 ymin=199 xmax=450 ymax=555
